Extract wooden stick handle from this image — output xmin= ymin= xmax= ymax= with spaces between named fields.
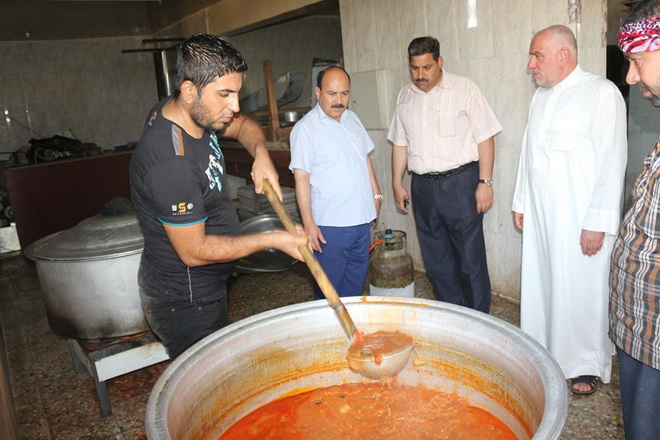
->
xmin=262 ymin=179 xmax=357 ymax=339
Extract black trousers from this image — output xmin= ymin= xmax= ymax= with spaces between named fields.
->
xmin=411 ymin=164 xmax=491 ymax=313
xmin=139 ymin=288 xmax=228 ymax=360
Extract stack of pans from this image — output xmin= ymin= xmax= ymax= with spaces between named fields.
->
xmin=235 ymin=214 xmax=301 ymax=274
xmin=234 ymin=185 xmax=301 ymax=274
xmin=236 ymin=185 xmax=298 ymax=221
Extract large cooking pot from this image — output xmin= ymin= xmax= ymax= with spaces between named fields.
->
xmin=146 ymin=297 xmax=568 ymax=439
xmin=24 ymin=199 xmax=148 ymax=339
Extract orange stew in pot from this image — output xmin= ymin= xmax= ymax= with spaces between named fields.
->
xmin=218 ymin=382 xmax=517 ymax=440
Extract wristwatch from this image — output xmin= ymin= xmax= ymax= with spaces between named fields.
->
xmin=373 ymin=193 xmax=384 ymax=201
xmin=479 ymin=178 xmax=493 ymax=186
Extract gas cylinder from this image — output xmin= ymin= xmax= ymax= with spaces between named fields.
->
xmin=368 ymin=229 xmax=415 ymax=297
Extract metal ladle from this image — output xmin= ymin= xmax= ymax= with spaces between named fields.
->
xmin=262 ymin=179 xmax=415 ymax=379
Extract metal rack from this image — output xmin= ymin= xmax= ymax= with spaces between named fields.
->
xmin=68 ymin=331 xmax=169 ymax=417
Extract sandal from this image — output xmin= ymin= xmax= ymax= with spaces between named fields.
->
xmin=571 ymin=375 xmax=601 ymax=395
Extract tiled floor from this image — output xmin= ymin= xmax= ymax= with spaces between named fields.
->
xmin=0 ymin=253 xmax=624 ymax=439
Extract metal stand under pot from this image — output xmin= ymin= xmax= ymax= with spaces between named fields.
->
xmin=68 ymin=331 xmax=168 ymax=417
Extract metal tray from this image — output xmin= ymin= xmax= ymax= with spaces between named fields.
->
xmin=235 ymin=214 xmax=300 ymax=274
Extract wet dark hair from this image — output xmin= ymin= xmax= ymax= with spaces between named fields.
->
xmin=624 ymin=0 xmax=660 ymax=24
xmin=408 ymin=36 xmax=440 ymax=61
xmin=316 ymin=66 xmax=351 ymax=89
xmin=174 ymin=33 xmax=247 ymax=98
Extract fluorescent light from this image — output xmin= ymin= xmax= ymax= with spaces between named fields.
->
xmin=467 ymin=0 xmax=478 ymax=29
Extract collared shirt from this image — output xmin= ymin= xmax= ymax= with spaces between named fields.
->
xmin=387 ymin=71 xmax=502 ymax=174
xmin=610 ymin=141 xmax=660 ymax=370
xmin=289 ymin=104 xmax=376 ymax=227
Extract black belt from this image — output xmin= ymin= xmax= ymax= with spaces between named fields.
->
xmin=417 ymin=161 xmax=478 ymax=180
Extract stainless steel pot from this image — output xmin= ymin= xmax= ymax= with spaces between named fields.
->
xmin=282 ymin=110 xmax=299 ymax=123
xmin=24 ymin=204 xmax=148 ymax=339
xmin=146 ymin=297 xmax=568 ymax=439
xmin=235 ymin=214 xmax=299 ymax=274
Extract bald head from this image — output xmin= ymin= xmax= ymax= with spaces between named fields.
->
xmin=528 ymin=25 xmax=579 ymax=87
xmin=315 ymin=66 xmax=351 ymax=121
xmin=537 ymin=25 xmax=578 ymax=59
xmin=317 ymin=66 xmax=350 ymax=89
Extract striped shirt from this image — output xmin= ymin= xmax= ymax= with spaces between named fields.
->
xmin=610 ymin=141 xmax=660 ymax=369
xmin=387 ymin=71 xmax=502 ymax=174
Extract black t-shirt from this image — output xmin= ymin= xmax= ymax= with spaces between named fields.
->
xmin=130 ymin=99 xmax=239 ymax=301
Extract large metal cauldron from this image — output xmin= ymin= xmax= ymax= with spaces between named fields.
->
xmin=24 ymin=201 xmax=148 ymax=339
xmin=146 ymin=297 xmax=568 ymax=439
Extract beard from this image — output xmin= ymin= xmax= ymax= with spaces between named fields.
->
xmin=189 ymin=96 xmax=228 ymax=132
xmin=532 ymin=72 xmax=552 ymax=88
xmin=640 ymin=83 xmax=660 ymax=107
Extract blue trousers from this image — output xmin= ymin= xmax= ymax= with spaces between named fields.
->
xmin=618 ymin=348 xmax=660 ymax=440
xmin=411 ymin=164 xmax=491 ymax=313
xmin=313 ymin=224 xmax=370 ymax=300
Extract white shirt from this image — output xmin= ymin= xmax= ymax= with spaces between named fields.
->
xmin=387 ymin=71 xmax=502 ymax=174
xmin=289 ymin=104 xmax=376 ymax=227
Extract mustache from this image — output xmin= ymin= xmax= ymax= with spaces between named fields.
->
xmin=415 ymin=78 xmax=428 ymax=83
xmin=331 ymin=104 xmax=345 ymax=109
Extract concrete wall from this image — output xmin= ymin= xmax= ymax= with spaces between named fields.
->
xmin=0 ymin=36 xmax=157 ymax=154
xmin=0 ymin=14 xmax=342 ymax=157
xmin=607 ymin=0 xmax=627 ymax=45
xmin=230 ymin=16 xmax=343 ymax=109
xmin=339 ymin=0 xmax=608 ymax=302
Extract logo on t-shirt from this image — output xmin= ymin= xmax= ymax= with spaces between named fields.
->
xmin=148 ymin=111 xmax=158 ymax=127
xmin=171 ymin=202 xmax=194 ymax=215
xmin=205 ymin=133 xmax=224 ymax=193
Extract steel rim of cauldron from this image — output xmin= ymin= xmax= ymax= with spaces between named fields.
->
xmin=146 ymin=297 xmax=569 ymax=440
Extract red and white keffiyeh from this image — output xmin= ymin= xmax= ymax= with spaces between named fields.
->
xmin=618 ymin=14 xmax=660 ymax=53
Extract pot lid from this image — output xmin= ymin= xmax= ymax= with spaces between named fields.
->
xmin=25 ymin=198 xmax=144 ymax=261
